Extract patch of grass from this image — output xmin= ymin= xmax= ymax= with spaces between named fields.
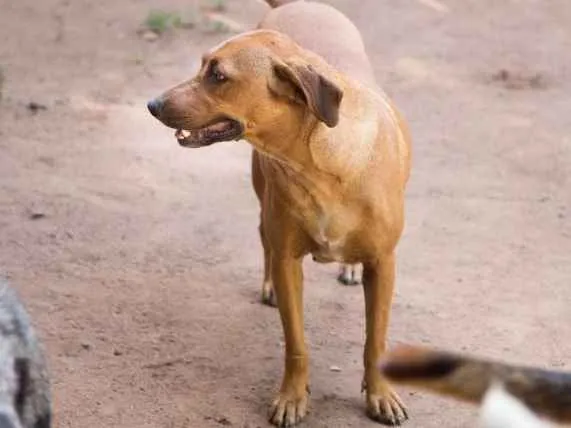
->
xmin=202 ymin=18 xmax=232 ymax=34
xmin=141 ymin=3 xmax=237 ymax=39
xmin=144 ymin=10 xmax=183 ymax=34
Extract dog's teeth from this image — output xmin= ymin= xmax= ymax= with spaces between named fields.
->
xmin=176 ymin=129 xmax=192 ymax=140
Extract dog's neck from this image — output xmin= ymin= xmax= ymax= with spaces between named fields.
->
xmin=247 ymin=110 xmax=321 ymax=173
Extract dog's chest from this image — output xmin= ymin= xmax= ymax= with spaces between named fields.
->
xmin=294 ymin=200 xmax=359 ymax=263
xmin=309 ymin=214 xmax=348 ymax=262
xmin=267 ymin=160 xmax=363 ymax=262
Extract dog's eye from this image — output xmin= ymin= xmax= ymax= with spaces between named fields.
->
xmin=207 ymin=62 xmax=228 ymax=84
xmin=213 ymin=69 xmax=227 ymax=82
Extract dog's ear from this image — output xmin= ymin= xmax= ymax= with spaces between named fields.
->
xmin=269 ymin=60 xmax=343 ymax=128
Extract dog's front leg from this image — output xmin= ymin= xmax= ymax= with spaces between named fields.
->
xmin=363 ymin=252 xmax=408 ymax=426
xmin=268 ymin=254 xmax=309 ymax=427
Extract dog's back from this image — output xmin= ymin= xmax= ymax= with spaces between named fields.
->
xmin=0 ymin=281 xmax=51 ymax=428
xmin=259 ymin=0 xmax=377 ymax=87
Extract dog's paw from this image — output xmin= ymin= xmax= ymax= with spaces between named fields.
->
xmin=261 ymin=283 xmax=277 ymax=307
xmin=269 ymin=389 xmax=309 ymax=427
xmin=337 ymin=264 xmax=362 ymax=285
xmin=365 ymin=385 xmax=408 ymax=426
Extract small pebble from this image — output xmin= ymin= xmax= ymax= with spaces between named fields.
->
xmin=27 ymin=101 xmax=48 ymax=113
xmin=141 ymin=30 xmax=159 ymax=42
xmin=29 ymin=212 xmax=46 ymax=220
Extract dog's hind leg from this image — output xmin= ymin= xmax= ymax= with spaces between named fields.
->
xmin=252 ymin=150 xmax=276 ymax=306
xmin=337 ymin=263 xmax=362 ymax=285
xmin=259 ymin=222 xmax=276 ymax=306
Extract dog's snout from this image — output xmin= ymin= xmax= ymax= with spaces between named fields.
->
xmin=147 ymin=98 xmax=164 ymax=118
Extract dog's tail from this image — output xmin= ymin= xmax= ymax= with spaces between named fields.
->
xmin=380 ymin=345 xmax=571 ymax=424
xmin=265 ymin=0 xmax=300 ymax=8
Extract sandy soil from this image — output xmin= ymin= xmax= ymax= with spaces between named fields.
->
xmin=0 ymin=0 xmax=570 ymax=427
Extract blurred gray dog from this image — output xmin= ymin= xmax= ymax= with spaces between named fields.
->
xmin=0 ymin=280 xmax=51 ymax=428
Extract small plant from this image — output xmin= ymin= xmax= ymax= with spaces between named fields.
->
xmin=202 ymin=18 xmax=231 ymax=34
xmin=141 ymin=3 xmax=238 ymax=40
xmin=144 ymin=10 xmax=183 ymax=34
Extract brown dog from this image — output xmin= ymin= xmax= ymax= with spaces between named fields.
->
xmin=147 ymin=0 xmax=411 ymax=425
xmin=381 ymin=345 xmax=571 ymax=425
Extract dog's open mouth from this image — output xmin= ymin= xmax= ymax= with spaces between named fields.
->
xmin=174 ymin=118 xmax=243 ymax=148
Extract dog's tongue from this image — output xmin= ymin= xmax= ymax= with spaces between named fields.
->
xmin=207 ymin=121 xmax=231 ymax=132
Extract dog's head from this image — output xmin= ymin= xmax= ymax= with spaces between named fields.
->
xmin=147 ymin=30 xmax=343 ymax=153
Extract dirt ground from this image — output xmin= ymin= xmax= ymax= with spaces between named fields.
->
xmin=0 ymin=0 xmax=570 ymax=427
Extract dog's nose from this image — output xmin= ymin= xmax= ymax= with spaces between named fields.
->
xmin=147 ymin=98 xmax=163 ymax=118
